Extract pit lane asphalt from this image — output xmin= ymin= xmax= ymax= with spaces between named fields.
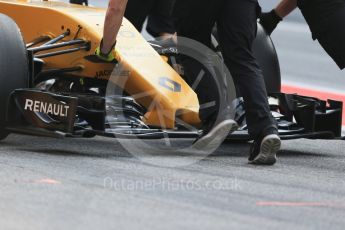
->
xmin=1 ymin=134 xmax=345 ymax=230
xmin=1 ymin=1 xmax=344 ymax=229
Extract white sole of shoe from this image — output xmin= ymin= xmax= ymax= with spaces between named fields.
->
xmin=192 ymin=120 xmax=238 ymax=152
xmin=249 ymin=134 xmax=281 ymax=165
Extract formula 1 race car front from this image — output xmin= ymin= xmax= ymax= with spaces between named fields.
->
xmin=0 ymin=0 xmax=343 ymax=144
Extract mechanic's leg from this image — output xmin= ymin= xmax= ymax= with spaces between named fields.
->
xmin=124 ymin=0 xmax=155 ymax=32
xmin=217 ymin=0 xmax=277 ymax=139
xmin=146 ymin=0 xmax=176 ymax=38
xmin=169 ymin=0 xmax=237 ymax=151
xmin=316 ymin=6 xmax=345 ymax=70
xmin=173 ymin=0 xmax=224 ymax=123
xmin=173 ymin=0 xmax=221 ymax=47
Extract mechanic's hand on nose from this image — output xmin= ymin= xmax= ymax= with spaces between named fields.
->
xmin=259 ymin=10 xmax=282 ymax=35
xmin=95 ymin=39 xmax=116 ymax=62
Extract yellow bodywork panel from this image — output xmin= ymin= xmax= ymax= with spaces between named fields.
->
xmin=0 ymin=0 xmax=200 ymax=128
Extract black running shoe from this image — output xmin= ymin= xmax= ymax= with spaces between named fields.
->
xmin=192 ymin=119 xmax=238 ymax=152
xmin=248 ymin=128 xmax=281 ymax=165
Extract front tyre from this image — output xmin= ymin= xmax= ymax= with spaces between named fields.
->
xmin=0 ymin=14 xmax=29 ymax=140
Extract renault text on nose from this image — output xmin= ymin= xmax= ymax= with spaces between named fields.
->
xmin=24 ymin=99 xmax=70 ymax=117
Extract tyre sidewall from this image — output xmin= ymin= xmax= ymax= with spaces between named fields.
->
xmin=0 ymin=14 xmax=29 ymax=140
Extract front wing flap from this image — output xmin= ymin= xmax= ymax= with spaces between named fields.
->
xmin=8 ymin=89 xmax=78 ymax=133
xmin=228 ymin=93 xmax=343 ymax=141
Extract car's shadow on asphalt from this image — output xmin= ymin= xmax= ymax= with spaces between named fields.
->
xmin=17 ymin=148 xmax=133 ymax=159
xmin=1 ymin=135 xmax=132 ymax=158
xmin=0 ymin=134 xmax=334 ymax=161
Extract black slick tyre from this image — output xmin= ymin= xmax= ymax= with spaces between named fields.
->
xmin=0 ymin=14 xmax=29 ymax=141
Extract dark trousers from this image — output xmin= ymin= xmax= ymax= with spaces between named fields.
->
xmin=316 ymin=6 xmax=345 ymax=70
xmin=124 ymin=0 xmax=176 ymax=37
xmin=173 ymin=0 xmax=276 ymax=138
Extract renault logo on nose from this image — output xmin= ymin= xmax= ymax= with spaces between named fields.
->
xmin=159 ymin=77 xmax=181 ymax=92
xmin=24 ymin=99 xmax=70 ymax=117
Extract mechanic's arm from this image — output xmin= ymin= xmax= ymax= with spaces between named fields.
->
xmin=260 ymin=0 xmax=297 ymax=35
xmin=275 ymin=0 xmax=297 ymax=18
xmin=101 ymin=0 xmax=128 ymax=54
